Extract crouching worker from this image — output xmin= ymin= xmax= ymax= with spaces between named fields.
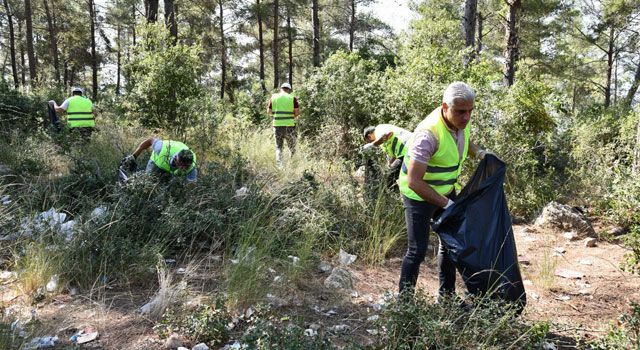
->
xmin=125 ymin=137 xmax=197 ymax=184
xmin=362 ymin=124 xmax=412 ymax=189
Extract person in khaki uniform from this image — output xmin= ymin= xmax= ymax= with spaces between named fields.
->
xmin=267 ymin=83 xmax=300 ymax=166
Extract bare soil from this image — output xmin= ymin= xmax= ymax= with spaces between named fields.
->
xmin=2 ymin=224 xmax=638 ymax=349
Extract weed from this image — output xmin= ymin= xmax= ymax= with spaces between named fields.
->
xmin=154 ymin=297 xmax=231 ymax=346
xmin=535 ymin=246 xmax=558 ymax=290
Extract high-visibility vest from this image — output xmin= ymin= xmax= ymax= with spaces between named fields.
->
xmin=66 ymin=96 xmax=95 ymax=128
xmin=150 ymin=140 xmax=197 ymax=176
xmin=397 ymin=107 xmax=470 ymax=199
xmin=376 ymin=124 xmax=412 ymax=158
xmin=271 ymin=92 xmax=296 ymax=127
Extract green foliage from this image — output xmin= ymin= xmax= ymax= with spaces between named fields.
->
xmin=588 ymin=302 xmax=640 ymax=349
xmin=123 ymin=24 xmax=207 ymax=132
xmin=0 ymin=81 xmax=46 ymax=135
xmin=155 ymin=298 xmax=231 ymax=346
xmin=378 ymin=292 xmax=550 ymax=349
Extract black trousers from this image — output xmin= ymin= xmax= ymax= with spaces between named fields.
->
xmin=399 ymin=193 xmax=457 ymax=296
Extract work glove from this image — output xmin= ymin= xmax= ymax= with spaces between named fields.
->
xmin=443 ymin=199 xmax=454 ymax=209
xmin=362 ymin=143 xmax=376 ymax=151
xmin=124 ymin=154 xmax=136 ymax=163
xmin=477 ymin=149 xmax=497 ymax=160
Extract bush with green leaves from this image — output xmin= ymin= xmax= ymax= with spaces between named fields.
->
xmin=154 ymin=298 xmax=231 ymax=346
xmin=0 ymin=81 xmax=47 ymax=135
xmin=587 ymin=302 xmax=640 ymax=349
xmin=123 ymin=24 xmax=207 ymax=132
xmin=377 ymin=291 xmax=550 ymax=349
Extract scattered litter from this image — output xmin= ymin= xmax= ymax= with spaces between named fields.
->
xmin=555 ymin=268 xmax=584 ymax=279
xmin=24 ymin=336 xmax=58 ymax=349
xmin=328 ymin=324 xmax=350 ymax=333
xmin=367 ymin=315 xmax=379 ymax=322
xmin=230 ymin=259 xmax=239 ymax=264
xmin=318 ymin=261 xmax=332 ymax=273
xmin=555 ymin=295 xmax=571 ymax=301
xmin=542 ymin=341 xmax=557 ymax=350
xmin=245 ymin=307 xmax=255 ymax=319
xmin=351 ymin=291 xmax=359 ymax=298
xmin=192 ymin=343 xmax=210 ymax=350
xmin=273 ymin=276 xmax=283 ymax=283
xmin=324 ymin=309 xmax=338 ymax=316
xmin=324 ymin=267 xmax=353 ymax=290
xmin=176 ymin=268 xmax=186 ymax=274
xmin=338 ymin=249 xmax=357 ymax=266
xmin=178 ymin=348 xmax=189 ymax=350
xmin=304 ymin=328 xmax=317 ymax=337
xmin=234 ymin=186 xmax=250 ymax=200
xmin=0 ymin=270 xmax=16 ymax=280
xmin=69 ymin=287 xmax=78 ymax=296
xmin=309 ymin=323 xmax=321 ymax=331
xmin=524 ymin=237 xmax=538 ymax=242
xmin=45 ymin=275 xmax=59 ymax=292
xmin=70 ymin=327 xmax=99 ymax=344
xmin=267 ymin=267 xmax=277 ymax=274
xmin=1 ymin=195 xmax=11 ymax=205
xmin=287 ymin=255 xmax=300 ymax=265
xmin=553 ymin=247 xmax=566 ymax=254
xmin=366 ymin=329 xmax=378 ymax=335
xmin=221 ymin=341 xmax=241 ymax=350
xmin=530 ymin=292 xmax=540 ymax=300
xmin=90 ymin=206 xmax=108 ymax=219
xmin=522 ymin=280 xmax=533 ymax=286
xmin=579 ymin=259 xmax=593 ymax=266
xmin=164 ymin=259 xmax=177 ymax=268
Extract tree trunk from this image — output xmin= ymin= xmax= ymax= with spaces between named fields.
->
xmin=311 ymin=0 xmax=320 ymax=67
xmin=18 ymin=21 xmax=26 ymax=85
xmin=145 ymin=0 xmax=158 ymax=23
xmin=165 ymin=0 xmax=177 ymax=42
xmin=349 ymin=0 xmax=355 ymax=52
xmin=116 ymin=23 xmax=121 ymax=95
xmin=463 ymin=0 xmax=477 ymax=48
xmin=89 ymin=0 xmax=98 ymax=101
xmin=503 ymin=0 xmax=520 ymax=87
xmin=604 ymin=25 xmax=614 ymax=108
xmin=132 ymin=3 xmax=137 ymax=45
xmin=2 ymin=0 xmax=19 ymax=88
xmin=476 ymin=11 xmax=483 ymax=63
xmin=634 ymin=113 xmax=640 ymax=175
xmin=219 ymin=0 xmax=226 ymax=99
xmin=273 ymin=0 xmax=279 ymax=88
xmin=624 ymin=62 xmax=640 ymax=109
xmin=287 ymin=10 xmax=293 ymax=85
xmin=43 ymin=0 xmax=60 ymax=84
xmin=24 ymin=0 xmax=37 ymax=84
xmin=257 ymin=0 xmax=265 ymax=92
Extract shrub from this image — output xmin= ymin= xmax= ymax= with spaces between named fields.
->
xmin=155 ymin=297 xmax=231 ymax=346
xmin=587 ymin=302 xmax=640 ymax=349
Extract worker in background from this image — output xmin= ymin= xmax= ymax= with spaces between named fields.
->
xmin=362 ymin=124 xmax=413 ymax=189
xmin=124 ymin=137 xmax=197 ymax=184
xmin=49 ymin=86 xmax=96 ymax=140
xmin=397 ymin=82 xmax=493 ymax=297
xmin=267 ymin=83 xmax=300 ymax=166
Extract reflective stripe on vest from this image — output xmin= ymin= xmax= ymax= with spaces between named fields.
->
xmin=66 ymin=96 xmax=95 ymax=128
xmin=379 ymin=126 xmax=411 ymax=159
xmin=150 ymin=140 xmax=197 ymax=176
xmin=271 ymin=92 xmax=296 ymax=127
xmin=397 ymin=107 xmax=470 ymax=199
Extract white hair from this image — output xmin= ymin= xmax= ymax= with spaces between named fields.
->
xmin=442 ymin=82 xmax=475 ymax=107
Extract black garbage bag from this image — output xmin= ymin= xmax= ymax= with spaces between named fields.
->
xmin=432 ymin=154 xmax=526 ymax=312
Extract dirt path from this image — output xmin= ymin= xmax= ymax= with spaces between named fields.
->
xmin=3 ymin=225 xmax=638 ymax=349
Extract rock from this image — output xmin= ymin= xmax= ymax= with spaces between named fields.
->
xmin=164 ymin=333 xmax=182 ymax=349
xmin=318 ymin=261 xmax=333 ymax=273
xmin=534 ymin=202 xmax=596 ymax=236
xmin=324 ymin=267 xmax=353 ymax=290
xmin=555 ymin=268 xmax=584 ymax=279
xmin=584 ymin=238 xmax=597 ymax=247
xmin=338 ymin=249 xmax=357 ymax=266
xmin=192 ymin=343 xmax=209 ymax=350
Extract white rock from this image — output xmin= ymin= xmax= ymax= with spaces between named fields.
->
xmin=338 ymin=249 xmax=357 ymax=266
xmin=192 ymin=343 xmax=210 ymax=350
xmin=534 ymin=202 xmax=595 ymax=235
xmin=324 ymin=267 xmax=353 ymax=290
